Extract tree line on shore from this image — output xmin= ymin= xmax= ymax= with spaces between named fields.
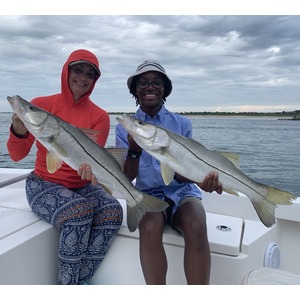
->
xmin=109 ymin=110 xmax=300 ymax=117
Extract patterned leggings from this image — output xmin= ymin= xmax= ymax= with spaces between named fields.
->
xmin=26 ymin=172 xmax=123 ymax=285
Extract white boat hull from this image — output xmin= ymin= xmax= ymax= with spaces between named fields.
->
xmin=1 ymin=168 xmax=300 ymax=284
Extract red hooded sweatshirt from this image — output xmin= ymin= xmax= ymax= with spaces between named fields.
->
xmin=7 ymin=49 xmax=110 ymax=188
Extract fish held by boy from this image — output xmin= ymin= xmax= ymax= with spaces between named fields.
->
xmin=7 ymin=95 xmax=168 ymax=232
xmin=117 ymin=113 xmax=297 ymax=228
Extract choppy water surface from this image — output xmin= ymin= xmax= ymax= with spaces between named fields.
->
xmin=187 ymin=115 xmax=300 ymax=197
xmin=1 ymin=113 xmax=299 ymax=196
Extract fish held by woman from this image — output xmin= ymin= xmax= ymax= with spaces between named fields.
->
xmin=7 ymin=95 xmax=168 ymax=232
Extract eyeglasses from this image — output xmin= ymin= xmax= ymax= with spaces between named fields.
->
xmin=136 ymin=80 xmax=164 ymax=89
xmin=70 ymin=65 xmax=98 ymax=80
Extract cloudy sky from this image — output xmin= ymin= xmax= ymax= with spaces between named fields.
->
xmin=1 ymin=3 xmax=300 ymax=113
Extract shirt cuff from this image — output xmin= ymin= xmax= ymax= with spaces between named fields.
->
xmin=10 ymin=124 xmax=29 ymax=139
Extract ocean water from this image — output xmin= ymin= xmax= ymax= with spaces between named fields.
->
xmin=1 ymin=112 xmax=299 ymax=197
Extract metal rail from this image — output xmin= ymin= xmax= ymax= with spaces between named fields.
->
xmin=0 ymin=173 xmax=31 ymax=189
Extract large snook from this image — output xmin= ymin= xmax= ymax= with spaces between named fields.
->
xmin=117 ymin=114 xmax=297 ymax=228
xmin=7 ymin=95 xmax=168 ymax=232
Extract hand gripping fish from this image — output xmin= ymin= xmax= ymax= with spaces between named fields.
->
xmin=117 ymin=114 xmax=297 ymax=228
xmin=7 ymin=96 xmax=168 ymax=232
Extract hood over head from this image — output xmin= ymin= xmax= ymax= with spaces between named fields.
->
xmin=61 ymin=49 xmax=101 ymax=105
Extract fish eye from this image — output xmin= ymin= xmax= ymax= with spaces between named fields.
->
xmin=29 ymin=105 xmax=37 ymax=111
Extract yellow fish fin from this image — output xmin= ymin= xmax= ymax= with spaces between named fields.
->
xmin=160 ymin=162 xmax=175 ymax=185
xmin=250 ymin=186 xmax=296 ymax=228
xmin=46 ymin=150 xmax=64 ymax=174
xmin=219 ymin=152 xmax=240 ymax=169
xmin=127 ymin=194 xmax=169 ymax=232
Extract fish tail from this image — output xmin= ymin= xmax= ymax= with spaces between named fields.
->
xmin=251 ymin=186 xmax=296 ymax=228
xmin=127 ymin=194 xmax=169 ymax=232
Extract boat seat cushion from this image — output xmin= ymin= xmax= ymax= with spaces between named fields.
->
xmin=242 ymin=267 xmax=300 ymax=285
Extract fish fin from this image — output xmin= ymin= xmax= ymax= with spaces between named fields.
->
xmin=160 ymin=162 xmax=175 ymax=185
xmin=250 ymin=185 xmax=296 ymax=228
xmin=219 ymin=152 xmax=240 ymax=169
xmin=47 ymin=139 xmax=69 ymax=158
xmin=107 ymin=148 xmax=128 ymax=171
xmin=187 ymin=137 xmax=241 ymax=169
xmin=126 ymin=194 xmax=169 ymax=232
xmin=223 ymin=188 xmax=240 ymax=196
xmin=46 ymin=150 xmax=64 ymax=173
xmin=80 ymin=128 xmax=102 ymax=143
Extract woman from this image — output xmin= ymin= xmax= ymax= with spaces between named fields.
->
xmin=6 ymin=49 xmax=123 ymax=285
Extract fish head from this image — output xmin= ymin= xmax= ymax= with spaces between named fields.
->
xmin=117 ymin=114 xmax=170 ymax=150
xmin=117 ymin=114 xmax=157 ymax=145
xmin=7 ymin=95 xmax=50 ymax=136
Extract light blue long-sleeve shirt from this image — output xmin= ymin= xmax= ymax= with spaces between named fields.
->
xmin=115 ymin=105 xmax=202 ymax=211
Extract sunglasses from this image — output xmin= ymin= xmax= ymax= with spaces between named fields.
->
xmin=70 ymin=65 xmax=98 ymax=80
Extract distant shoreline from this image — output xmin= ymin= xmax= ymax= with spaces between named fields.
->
xmin=2 ymin=110 xmax=299 ymax=119
xmin=109 ymin=111 xmax=300 ymax=118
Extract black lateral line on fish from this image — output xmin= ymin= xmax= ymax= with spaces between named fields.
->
xmin=64 ymin=125 xmax=136 ymax=199
xmin=173 ymin=136 xmax=267 ymax=198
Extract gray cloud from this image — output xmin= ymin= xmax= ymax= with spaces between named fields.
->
xmin=1 ymin=15 xmax=300 ymax=113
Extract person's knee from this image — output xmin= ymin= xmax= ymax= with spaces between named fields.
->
xmin=108 ymin=201 xmax=123 ymax=223
xmin=54 ymin=202 xmax=94 ymax=229
xmin=139 ymin=214 xmax=164 ymax=243
xmin=180 ymin=216 xmax=208 ymax=247
xmin=190 ymin=217 xmax=207 ymax=233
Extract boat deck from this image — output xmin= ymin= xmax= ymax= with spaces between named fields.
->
xmin=1 ymin=168 xmax=300 ymax=284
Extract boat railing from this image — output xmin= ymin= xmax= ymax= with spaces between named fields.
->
xmin=0 ymin=172 xmax=31 ymax=189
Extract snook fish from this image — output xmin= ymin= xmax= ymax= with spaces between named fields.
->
xmin=117 ymin=114 xmax=296 ymax=228
xmin=7 ymin=95 xmax=168 ymax=232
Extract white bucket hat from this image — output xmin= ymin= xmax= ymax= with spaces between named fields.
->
xmin=127 ymin=60 xmax=173 ymax=97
